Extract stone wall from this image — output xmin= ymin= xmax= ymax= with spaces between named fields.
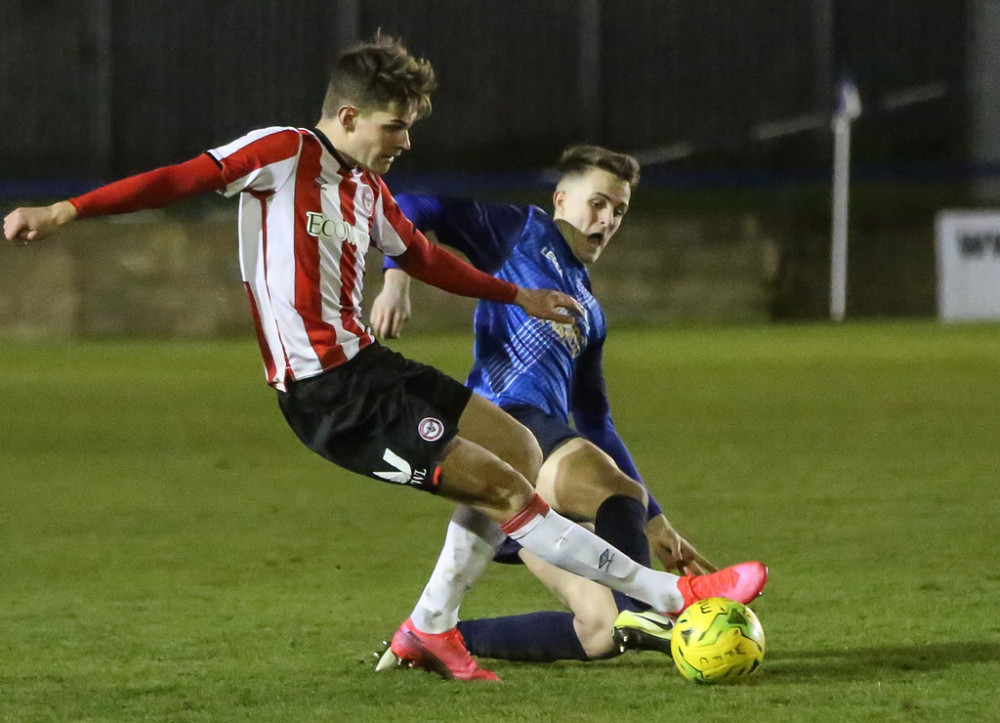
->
xmin=0 ymin=213 xmax=248 ymax=339
xmin=0 ymin=212 xmax=777 ymax=339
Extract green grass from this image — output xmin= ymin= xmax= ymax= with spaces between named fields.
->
xmin=2 ymin=321 xmax=998 ymax=721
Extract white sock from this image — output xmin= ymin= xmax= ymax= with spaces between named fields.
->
xmin=503 ymin=495 xmax=685 ymax=613
xmin=410 ymin=505 xmax=505 ymax=634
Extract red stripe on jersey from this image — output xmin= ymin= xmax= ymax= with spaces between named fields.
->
xmin=334 ymin=170 xmax=371 ymax=343
xmin=244 ymin=281 xmax=277 ymax=384
xmin=366 ymin=171 xmax=381 ymax=238
xmin=337 ymin=167 xmax=356 ymax=224
xmin=338 ymin=240 xmax=370 ymax=340
xmin=379 ymin=177 xmax=420 ymax=246
xmin=354 ymin=175 xmax=379 ymax=353
xmin=292 ymin=138 xmax=348 ymax=369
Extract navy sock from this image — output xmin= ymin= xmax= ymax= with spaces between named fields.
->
xmin=458 ymin=612 xmax=589 ymax=662
xmin=594 ymin=494 xmax=650 ymax=612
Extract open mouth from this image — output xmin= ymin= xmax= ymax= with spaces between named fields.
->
xmin=588 ymin=233 xmax=604 ymax=246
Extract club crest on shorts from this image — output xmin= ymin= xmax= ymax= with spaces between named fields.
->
xmin=418 ymin=417 xmax=444 ymax=441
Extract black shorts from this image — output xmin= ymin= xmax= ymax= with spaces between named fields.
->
xmin=277 ymin=343 xmax=472 ymax=493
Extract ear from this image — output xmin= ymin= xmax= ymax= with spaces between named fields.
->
xmin=337 ymin=105 xmax=359 ymax=132
xmin=552 ymin=188 xmax=565 ymax=214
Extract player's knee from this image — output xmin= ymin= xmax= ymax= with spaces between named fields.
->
xmin=626 ymin=476 xmax=649 ymax=507
xmin=600 ymin=472 xmax=648 ymax=508
xmin=480 ymin=458 xmax=536 ymax=518
xmin=574 ymin=608 xmax=620 ymax=660
xmin=502 ymin=422 xmax=543 ymax=481
xmin=564 ymin=583 xmax=620 ymax=660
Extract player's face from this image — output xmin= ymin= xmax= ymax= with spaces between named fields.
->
xmin=552 ymin=168 xmax=631 ymax=264
xmin=342 ymin=102 xmax=417 ymax=174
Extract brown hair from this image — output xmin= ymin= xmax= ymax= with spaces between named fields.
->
xmin=322 ymin=34 xmax=437 ymax=119
xmin=557 ymin=145 xmax=640 ymax=186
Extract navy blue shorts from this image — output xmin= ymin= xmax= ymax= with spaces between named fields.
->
xmin=494 ymin=403 xmax=582 ymax=563
xmin=501 ymin=403 xmax=580 ymax=458
xmin=277 ymin=343 xmax=472 ymax=493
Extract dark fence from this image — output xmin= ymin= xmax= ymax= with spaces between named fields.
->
xmin=0 ymin=0 xmax=971 ymax=188
xmin=1 ymin=0 xmax=985 ymax=325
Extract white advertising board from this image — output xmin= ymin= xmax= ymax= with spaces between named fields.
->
xmin=935 ymin=210 xmax=1000 ymax=321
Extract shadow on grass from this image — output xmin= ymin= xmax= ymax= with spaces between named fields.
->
xmin=763 ymin=640 xmax=1000 ymax=681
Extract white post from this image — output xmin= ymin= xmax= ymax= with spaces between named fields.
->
xmin=830 ymin=80 xmax=861 ymax=322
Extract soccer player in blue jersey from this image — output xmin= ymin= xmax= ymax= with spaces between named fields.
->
xmin=372 ymin=145 xmax=726 ymax=664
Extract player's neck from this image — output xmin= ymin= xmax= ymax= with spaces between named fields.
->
xmin=314 ymin=119 xmax=361 ymax=169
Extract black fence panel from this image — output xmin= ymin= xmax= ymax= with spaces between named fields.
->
xmin=0 ymin=0 xmax=973 ymax=186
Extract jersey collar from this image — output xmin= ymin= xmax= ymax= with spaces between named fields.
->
xmin=311 ymin=127 xmax=352 ymax=170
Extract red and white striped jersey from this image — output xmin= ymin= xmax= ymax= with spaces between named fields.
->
xmin=70 ymin=124 xmax=516 ymax=389
xmin=208 ymin=126 xmax=418 ymax=391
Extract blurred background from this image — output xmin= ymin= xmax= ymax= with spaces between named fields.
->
xmin=2 ymin=0 xmax=998 ymax=337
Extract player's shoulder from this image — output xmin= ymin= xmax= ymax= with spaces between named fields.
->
xmin=527 ymin=204 xmax=550 ymax=222
xmin=519 ymin=205 xmax=554 ymax=236
xmin=260 ymin=126 xmax=312 ymax=151
xmin=211 ymin=126 xmax=305 ymax=162
xmin=234 ymin=125 xmax=305 ymax=144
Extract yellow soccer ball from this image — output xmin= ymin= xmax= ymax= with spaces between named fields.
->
xmin=670 ymin=596 xmax=765 ymax=684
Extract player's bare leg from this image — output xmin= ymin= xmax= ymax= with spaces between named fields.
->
xmin=519 ymin=548 xmax=619 ymax=659
xmin=454 ymin=392 xmax=543 ymax=484
xmin=535 ymin=437 xmax=647 ymax=519
xmin=535 ymin=436 xmax=654 ymax=613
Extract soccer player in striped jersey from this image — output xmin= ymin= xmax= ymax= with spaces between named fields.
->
xmin=371 ymin=146 xmax=745 ymax=664
xmin=5 ymin=37 xmax=766 ymax=682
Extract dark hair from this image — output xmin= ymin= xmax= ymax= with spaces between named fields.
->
xmin=322 ymin=34 xmax=437 ymax=119
xmin=557 ymin=145 xmax=640 ymax=186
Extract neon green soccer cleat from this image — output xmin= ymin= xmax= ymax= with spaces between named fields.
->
xmin=612 ymin=609 xmax=675 ymax=655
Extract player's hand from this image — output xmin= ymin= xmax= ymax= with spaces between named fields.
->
xmin=370 ymin=268 xmax=412 ymax=339
xmin=3 ymin=201 xmax=77 ymax=245
xmin=514 ymin=287 xmax=584 ymax=324
xmin=646 ymin=514 xmax=717 ymax=575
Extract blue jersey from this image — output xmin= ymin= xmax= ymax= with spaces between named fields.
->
xmin=389 ymin=194 xmax=648 ymax=489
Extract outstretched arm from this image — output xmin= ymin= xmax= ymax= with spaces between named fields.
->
xmin=391 ymin=233 xmax=582 ymax=324
xmin=390 ymin=194 xmax=528 ymax=274
xmin=4 ymin=153 xmax=226 ymax=246
xmin=4 ymin=201 xmax=77 ymax=244
xmin=373 ymin=240 xmax=570 ymax=339
xmin=372 ymin=194 xmax=535 ymax=338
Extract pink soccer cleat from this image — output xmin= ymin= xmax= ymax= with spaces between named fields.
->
xmin=376 ymin=618 xmax=500 ymax=681
xmin=675 ymin=560 xmax=768 ymax=611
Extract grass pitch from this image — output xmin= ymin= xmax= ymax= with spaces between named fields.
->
xmin=1 ymin=321 xmax=998 ymax=721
